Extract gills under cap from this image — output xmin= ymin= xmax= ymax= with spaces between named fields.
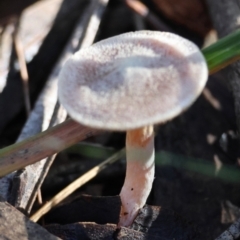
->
xmin=58 ymin=31 xmax=208 ymax=130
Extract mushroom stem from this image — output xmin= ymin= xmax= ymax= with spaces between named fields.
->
xmin=119 ymin=125 xmax=155 ymax=227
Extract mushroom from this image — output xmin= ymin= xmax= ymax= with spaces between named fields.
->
xmin=58 ymin=31 xmax=208 ymax=227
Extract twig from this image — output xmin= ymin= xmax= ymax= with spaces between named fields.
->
xmin=13 ymin=20 xmax=31 ymax=116
xmin=30 ymin=148 xmax=125 ymax=222
xmin=37 ymin=190 xmax=43 ymax=205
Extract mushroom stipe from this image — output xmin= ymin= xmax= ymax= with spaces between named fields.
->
xmin=58 ymin=31 xmax=208 ymax=227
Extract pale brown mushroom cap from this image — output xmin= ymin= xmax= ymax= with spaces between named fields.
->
xmin=58 ymin=31 xmax=208 ymax=130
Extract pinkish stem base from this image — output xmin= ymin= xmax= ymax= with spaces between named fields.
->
xmin=118 ymin=126 xmax=155 ymax=227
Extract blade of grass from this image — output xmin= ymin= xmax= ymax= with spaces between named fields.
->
xmin=0 ymin=119 xmax=101 ymax=177
xmin=155 ymin=151 xmax=240 ymax=183
xmin=202 ymin=29 xmax=240 ymax=74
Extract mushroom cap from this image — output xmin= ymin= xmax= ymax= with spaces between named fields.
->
xmin=58 ymin=31 xmax=208 ymax=130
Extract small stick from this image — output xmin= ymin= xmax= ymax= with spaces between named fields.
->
xmin=13 ymin=24 xmax=31 ymax=116
xmin=30 ymin=148 xmax=126 ymax=222
xmin=37 ymin=189 xmax=43 ymax=205
xmin=37 ymin=188 xmax=44 ymax=225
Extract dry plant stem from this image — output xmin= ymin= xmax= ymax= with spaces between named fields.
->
xmin=30 ymin=148 xmax=125 ymax=222
xmin=13 ymin=23 xmax=31 ymax=116
xmin=124 ymin=0 xmax=171 ymax=31
xmin=37 ymin=190 xmax=43 ymax=205
xmin=119 ymin=126 xmax=154 ymax=227
xmin=0 ymin=119 xmax=100 ymax=177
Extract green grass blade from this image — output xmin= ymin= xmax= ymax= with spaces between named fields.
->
xmin=202 ymin=29 xmax=240 ymax=74
xmin=155 ymin=151 xmax=240 ymax=183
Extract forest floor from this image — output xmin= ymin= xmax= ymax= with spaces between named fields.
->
xmin=0 ymin=0 xmax=240 ymax=239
